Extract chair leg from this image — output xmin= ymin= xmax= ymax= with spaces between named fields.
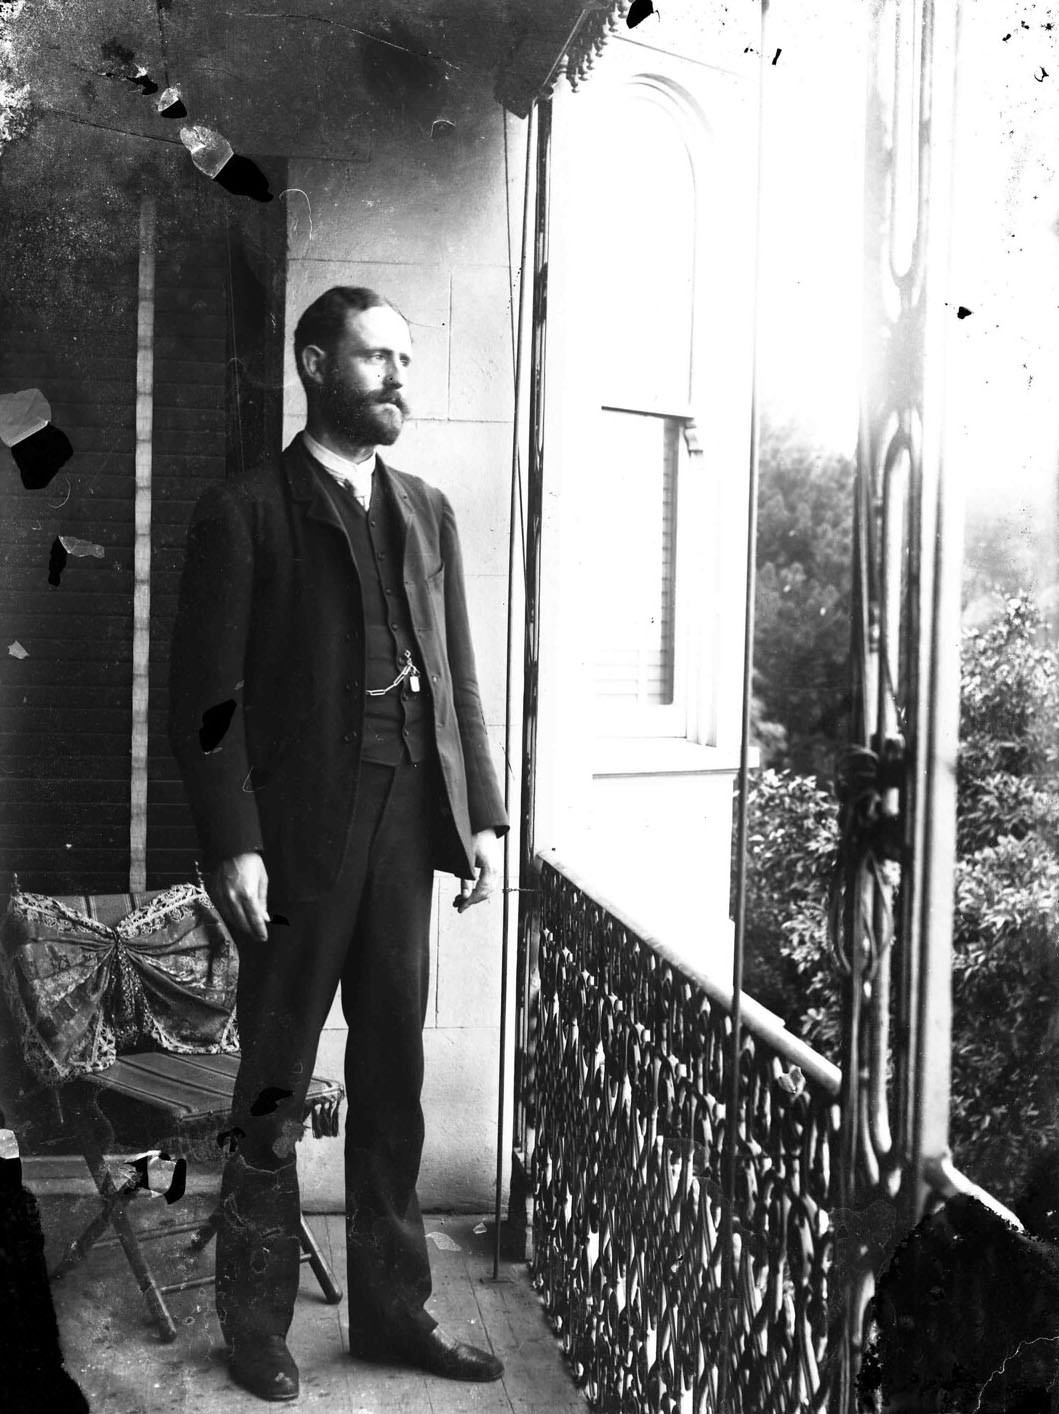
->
xmin=299 ymin=1216 xmax=343 ymax=1305
xmin=80 ymin=1135 xmax=178 ymax=1343
xmin=49 ymin=1179 xmax=133 ymax=1282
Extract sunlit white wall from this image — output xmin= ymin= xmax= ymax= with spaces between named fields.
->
xmin=756 ymin=1 xmax=866 ymax=454
xmin=946 ymin=7 xmax=1059 ymax=602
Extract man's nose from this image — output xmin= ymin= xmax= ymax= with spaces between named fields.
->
xmin=384 ymin=358 xmax=405 ymax=387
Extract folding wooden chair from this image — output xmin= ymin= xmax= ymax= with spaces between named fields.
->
xmin=0 ymin=881 xmax=344 ymax=1343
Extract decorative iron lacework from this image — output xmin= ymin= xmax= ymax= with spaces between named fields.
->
xmin=565 ymin=0 xmax=628 ymax=91
xmin=532 ymin=859 xmax=841 ymax=1413
xmin=564 ymin=0 xmax=756 ymax=92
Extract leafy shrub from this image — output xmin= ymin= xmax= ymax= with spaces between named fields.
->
xmin=740 ymin=768 xmax=838 ymax=1052
xmin=743 ymin=596 xmax=1059 ymax=1202
xmin=753 ymin=421 xmax=854 ymax=777
xmin=950 ymin=598 xmax=1059 ymax=1194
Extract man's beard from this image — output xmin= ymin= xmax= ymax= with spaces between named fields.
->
xmin=322 ymin=381 xmax=408 ymax=447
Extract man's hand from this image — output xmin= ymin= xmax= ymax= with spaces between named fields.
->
xmin=211 ymin=851 xmax=270 ymax=942
xmin=453 ymin=829 xmax=502 ymax=913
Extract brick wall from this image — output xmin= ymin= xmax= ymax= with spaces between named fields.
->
xmin=146 ymin=205 xmax=231 ymax=888
xmin=0 ymin=184 xmax=140 ymax=894
xmin=0 ymin=128 xmax=286 ymax=899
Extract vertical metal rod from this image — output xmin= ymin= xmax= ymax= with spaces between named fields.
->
xmin=512 ymin=92 xmax=552 ymax=1171
xmin=495 ymin=101 xmax=536 ymax=1282
xmin=718 ymin=5 xmax=769 ymax=1402
xmin=905 ymin=0 xmax=961 ymax=1211
xmin=129 ymin=195 xmax=156 ymax=894
xmin=518 ymin=95 xmax=551 ymax=885
xmin=719 ymin=3 xmax=769 ymax=1405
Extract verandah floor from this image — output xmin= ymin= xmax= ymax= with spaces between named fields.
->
xmin=36 ymin=1194 xmax=588 ymax=1414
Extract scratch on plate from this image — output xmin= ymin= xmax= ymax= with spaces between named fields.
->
xmin=239 ymin=13 xmax=463 ymax=69
xmin=278 ymin=187 xmax=314 ymax=244
xmin=427 ymin=1230 xmax=462 ymax=1251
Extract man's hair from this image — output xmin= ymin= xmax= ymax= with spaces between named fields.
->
xmin=293 ymin=287 xmax=403 ymax=389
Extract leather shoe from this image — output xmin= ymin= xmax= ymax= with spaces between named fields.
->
xmin=229 ymin=1336 xmax=300 ymax=1402
xmin=351 ymin=1325 xmax=503 ymax=1382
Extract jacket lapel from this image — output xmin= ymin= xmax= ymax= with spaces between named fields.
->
xmin=285 ymin=434 xmax=350 ymax=538
xmin=284 ymin=437 xmax=421 ymax=581
xmin=374 ymin=456 xmax=415 ymax=577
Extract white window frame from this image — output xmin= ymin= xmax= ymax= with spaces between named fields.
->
xmin=591 ymin=402 xmax=696 ymax=740
xmin=532 ymin=47 xmax=755 ymax=858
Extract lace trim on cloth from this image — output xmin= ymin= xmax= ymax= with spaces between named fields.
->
xmin=0 ymin=881 xmax=240 ymax=1086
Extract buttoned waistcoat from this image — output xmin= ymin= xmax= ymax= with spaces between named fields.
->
xmin=168 ymin=436 xmax=507 ymax=903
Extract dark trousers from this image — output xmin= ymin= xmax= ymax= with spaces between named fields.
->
xmin=216 ymin=759 xmax=439 ymax=1347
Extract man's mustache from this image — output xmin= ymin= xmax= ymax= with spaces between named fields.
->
xmin=375 ymin=392 xmax=409 ymax=414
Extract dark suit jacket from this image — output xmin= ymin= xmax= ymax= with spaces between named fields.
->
xmin=168 ymin=436 xmax=507 ymax=903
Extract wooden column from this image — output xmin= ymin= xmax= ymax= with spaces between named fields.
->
xmin=129 ymin=195 xmax=156 ymax=893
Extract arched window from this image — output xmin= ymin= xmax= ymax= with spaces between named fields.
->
xmin=582 ymin=83 xmax=700 ymax=736
xmin=534 ymin=52 xmax=754 ymax=939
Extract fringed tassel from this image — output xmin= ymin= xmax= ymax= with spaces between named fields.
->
xmin=304 ymin=1091 xmax=342 ymax=1139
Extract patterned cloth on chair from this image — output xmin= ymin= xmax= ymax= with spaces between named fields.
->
xmin=0 ymin=880 xmax=239 ymax=1085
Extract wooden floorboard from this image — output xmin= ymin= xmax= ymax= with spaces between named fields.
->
xmin=35 ymin=1193 xmax=587 ymax=1414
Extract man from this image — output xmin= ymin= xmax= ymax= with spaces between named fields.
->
xmin=169 ymin=287 xmax=507 ymax=1402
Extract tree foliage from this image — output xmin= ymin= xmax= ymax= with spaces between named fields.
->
xmin=743 ymin=596 xmax=1059 ymax=1202
xmin=753 ymin=419 xmax=854 ymax=778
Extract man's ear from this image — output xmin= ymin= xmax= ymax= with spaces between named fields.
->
xmin=299 ymin=343 xmax=327 ymax=388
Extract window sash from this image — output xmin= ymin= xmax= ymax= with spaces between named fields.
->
xmin=590 ymin=407 xmax=688 ymax=737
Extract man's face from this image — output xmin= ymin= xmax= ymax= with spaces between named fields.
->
xmin=313 ymin=304 xmax=412 ymax=447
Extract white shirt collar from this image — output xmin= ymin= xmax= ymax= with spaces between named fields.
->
xmin=302 ymin=430 xmax=376 ymax=509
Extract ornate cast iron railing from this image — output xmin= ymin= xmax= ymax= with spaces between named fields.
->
xmin=532 ymin=857 xmax=841 ymax=1413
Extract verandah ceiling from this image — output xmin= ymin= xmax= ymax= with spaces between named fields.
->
xmin=4 ymin=0 xmax=597 ymax=158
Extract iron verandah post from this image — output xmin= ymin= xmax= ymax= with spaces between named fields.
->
xmin=832 ymin=1 xmax=962 ymax=1407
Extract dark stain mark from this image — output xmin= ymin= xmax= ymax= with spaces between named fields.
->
xmin=1003 ymin=32 xmax=1012 ymax=41
xmin=127 ymin=70 xmax=159 ymax=96
xmin=250 ymin=1087 xmax=293 ymax=1118
xmin=199 ymin=698 xmax=236 ymax=753
xmin=271 ymin=914 xmax=290 ymax=927
xmin=12 ymin=424 xmax=74 ymax=490
xmin=1036 ymin=66 xmax=1049 ymax=81
xmin=626 ymin=0 xmax=657 ymax=28
xmin=863 ymin=1158 xmax=1059 ymax=1413
xmin=430 ymin=117 xmax=456 ymax=140
xmin=217 ymin=1126 xmax=245 ymax=1154
xmin=214 ymin=153 xmax=274 ymax=203
xmin=129 ymin=1151 xmax=188 ymax=1205
xmin=772 ymin=47 xmax=782 ymax=65
xmin=360 ymin=17 xmax=448 ymax=130
xmin=956 ymin=305 xmax=973 ymax=319
xmin=0 ymin=1117 xmax=90 ymax=1411
xmin=47 ymin=537 xmax=68 ymax=588
xmin=163 ymin=1158 xmax=187 ymax=1204
xmin=99 ymin=36 xmax=136 ymax=66
xmin=99 ymin=38 xmax=159 ymax=95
